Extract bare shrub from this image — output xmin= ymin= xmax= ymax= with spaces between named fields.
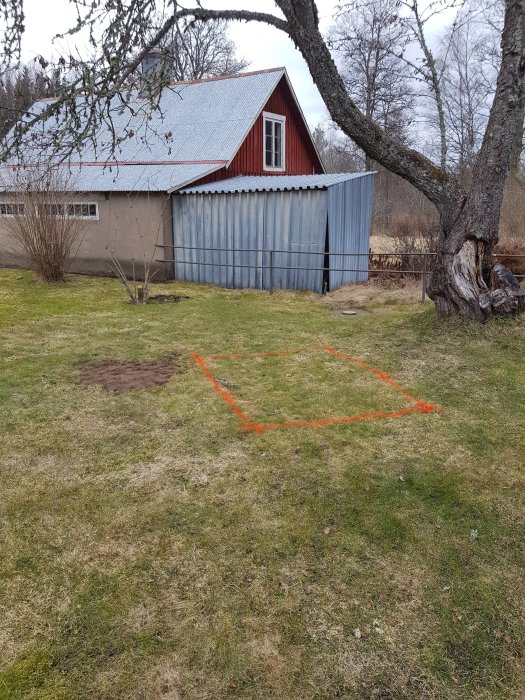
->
xmin=105 ymin=191 xmax=167 ymax=304
xmin=372 ymin=166 xmax=438 ymax=238
xmin=108 ymin=251 xmax=158 ymax=304
xmin=370 ymin=211 xmax=438 ymax=283
xmin=2 ymin=168 xmax=87 ymax=282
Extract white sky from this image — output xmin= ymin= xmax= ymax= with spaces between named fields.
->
xmin=19 ymin=0 xmax=451 ymax=128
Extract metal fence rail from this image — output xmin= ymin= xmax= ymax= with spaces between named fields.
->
xmin=157 ymin=244 xmax=525 ymax=301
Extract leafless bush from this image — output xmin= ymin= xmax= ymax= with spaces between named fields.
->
xmin=370 ymin=211 xmax=438 ymax=282
xmin=372 ymin=166 xmax=438 ymax=238
xmin=106 ymin=192 xmax=165 ymax=303
xmin=2 ymin=168 xmax=86 ymax=282
xmin=107 ymin=251 xmax=158 ymax=304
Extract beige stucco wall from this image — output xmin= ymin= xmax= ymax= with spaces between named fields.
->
xmin=0 ymin=191 xmax=174 ymax=280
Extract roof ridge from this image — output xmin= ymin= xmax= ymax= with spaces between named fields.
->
xmin=168 ymin=67 xmax=285 ymax=87
xmin=30 ymin=67 xmax=286 ymax=105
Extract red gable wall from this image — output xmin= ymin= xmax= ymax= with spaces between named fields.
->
xmin=192 ymin=76 xmax=323 ymax=186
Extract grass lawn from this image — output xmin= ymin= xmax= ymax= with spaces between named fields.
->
xmin=0 ymin=269 xmax=524 ymax=699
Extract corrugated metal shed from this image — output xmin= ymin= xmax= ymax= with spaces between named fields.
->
xmin=172 ymin=172 xmax=375 ymax=293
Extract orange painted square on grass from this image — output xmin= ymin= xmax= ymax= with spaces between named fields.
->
xmin=192 ymin=346 xmax=442 ymax=434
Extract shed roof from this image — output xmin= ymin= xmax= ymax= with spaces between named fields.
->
xmin=179 ymin=172 xmax=375 ymax=194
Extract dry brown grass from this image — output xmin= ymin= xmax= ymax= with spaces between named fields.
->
xmin=499 ymin=176 xmax=525 ymax=245
xmin=326 ymin=278 xmax=425 ymax=307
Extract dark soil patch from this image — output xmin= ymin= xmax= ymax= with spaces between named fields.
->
xmin=78 ymin=353 xmax=185 ymax=391
xmin=147 ymin=294 xmax=189 ymax=304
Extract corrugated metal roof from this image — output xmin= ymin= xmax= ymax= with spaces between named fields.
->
xmin=7 ymin=69 xmax=285 ymax=191
xmin=179 ymin=172 xmax=375 ymax=194
xmin=0 ymin=162 xmax=223 ymax=193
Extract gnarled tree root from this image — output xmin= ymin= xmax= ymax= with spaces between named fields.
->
xmin=428 ymin=242 xmax=525 ymax=320
xmin=484 ymin=263 xmax=525 ymax=316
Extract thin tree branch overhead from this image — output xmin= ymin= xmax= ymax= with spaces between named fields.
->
xmin=176 ymin=3 xmax=452 ymax=207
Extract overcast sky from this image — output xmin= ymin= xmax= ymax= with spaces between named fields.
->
xmin=19 ymin=0 xmax=451 ymax=128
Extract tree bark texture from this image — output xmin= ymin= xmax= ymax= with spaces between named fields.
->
xmin=427 ymin=0 xmax=525 ymax=318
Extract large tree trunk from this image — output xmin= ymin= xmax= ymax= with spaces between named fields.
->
xmin=509 ymin=92 xmax=524 ymax=177
xmin=270 ymin=0 xmax=525 ymax=320
xmin=426 ymin=0 xmax=525 ymax=319
xmin=428 ymin=197 xmax=525 ymax=320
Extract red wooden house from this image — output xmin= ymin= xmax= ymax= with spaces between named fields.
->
xmin=1 ymin=66 xmax=374 ymax=291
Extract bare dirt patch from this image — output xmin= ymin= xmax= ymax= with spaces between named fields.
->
xmin=78 ymin=353 xmax=185 ymax=391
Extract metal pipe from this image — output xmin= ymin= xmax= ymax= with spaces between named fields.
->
xmin=158 ymin=243 xmax=525 ymax=260
xmin=160 ymin=259 xmax=525 ymax=279
xmin=158 ymin=244 xmax=437 ymax=257
xmin=421 ymin=254 xmax=427 ymax=303
xmin=161 ymin=260 xmax=443 ymax=274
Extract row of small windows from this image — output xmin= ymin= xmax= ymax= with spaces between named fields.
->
xmin=0 ymin=202 xmax=99 ymax=219
xmin=0 ymin=203 xmax=25 ymax=216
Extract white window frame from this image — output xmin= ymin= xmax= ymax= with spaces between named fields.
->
xmin=0 ymin=201 xmax=99 ymax=220
xmin=63 ymin=202 xmax=100 ymax=220
xmin=0 ymin=202 xmax=25 ymax=217
xmin=263 ymin=111 xmax=286 ymax=172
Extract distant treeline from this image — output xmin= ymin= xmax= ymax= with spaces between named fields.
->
xmin=0 ymin=64 xmax=64 ymax=138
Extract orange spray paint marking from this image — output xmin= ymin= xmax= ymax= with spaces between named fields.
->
xmin=203 ymin=348 xmax=320 ymax=361
xmin=322 ymin=346 xmax=422 ymax=403
xmin=191 ymin=352 xmax=259 ymax=432
xmin=192 ymin=347 xmax=443 ymax=434
xmin=252 ymin=407 xmax=425 ymax=433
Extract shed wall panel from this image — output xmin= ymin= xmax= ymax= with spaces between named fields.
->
xmin=172 ymin=189 xmax=327 ymax=292
xmin=327 ymin=174 xmax=374 ymax=289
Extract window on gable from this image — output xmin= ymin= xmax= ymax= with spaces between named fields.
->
xmin=263 ymin=112 xmax=286 ymax=171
